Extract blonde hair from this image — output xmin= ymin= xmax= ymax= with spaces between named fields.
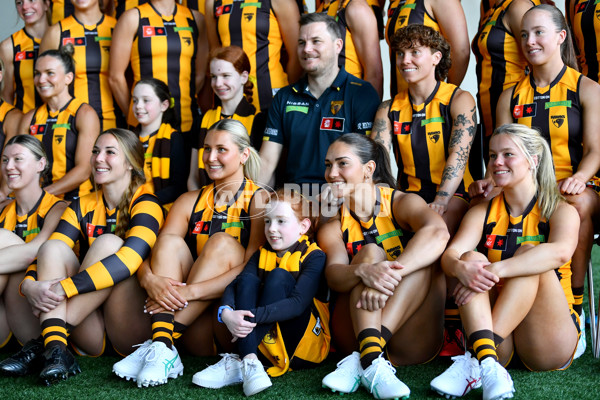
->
xmin=207 ymin=119 xmax=260 ymax=182
xmin=491 ymin=124 xmax=562 ymax=219
xmin=93 ymin=129 xmax=146 ymax=239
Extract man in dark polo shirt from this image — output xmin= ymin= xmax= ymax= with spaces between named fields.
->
xmin=259 ymin=13 xmax=380 ymax=191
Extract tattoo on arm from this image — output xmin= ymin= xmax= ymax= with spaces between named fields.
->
xmin=437 ymin=190 xmax=450 ymax=198
xmin=377 ymin=99 xmax=392 ymax=110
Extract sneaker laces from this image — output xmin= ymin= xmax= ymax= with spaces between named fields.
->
xmin=212 ymin=353 xmax=240 ymax=371
xmin=130 ymin=342 xmax=152 ymax=358
xmin=335 ymin=353 xmax=358 ymax=372
xmin=143 ymin=342 xmax=167 ymax=365
xmin=482 ymin=360 xmax=507 ymax=386
xmin=444 ymin=354 xmax=473 ymax=379
xmin=367 ymin=358 xmax=397 ymax=393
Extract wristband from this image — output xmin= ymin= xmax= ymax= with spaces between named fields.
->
xmin=217 ymin=305 xmax=233 ymax=323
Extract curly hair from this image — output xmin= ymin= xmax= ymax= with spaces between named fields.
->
xmin=390 ymin=24 xmax=451 ymax=82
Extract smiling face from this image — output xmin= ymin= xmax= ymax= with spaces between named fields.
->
xmin=298 ymin=21 xmax=342 ymax=77
xmin=132 ymin=83 xmax=168 ymax=129
xmin=210 ymin=58 xmax=248 ymax=103
xmin=91 ymin=134 xmax=131 ymax=186
xmin=520 ymin=8 xmax=565 ymax=67
xmin=264 ymin=200 xmax=310 ymax=256
xmin=396 ymin=43 xmax=440 ymax=85
xmin=1 ymin=143 xmax=45 ymax=191
xmin=489 ymin=134 xmax=536 ymax=188
xmin=324 ymin=141 xmax=374 ymax=199
xmin=16 ymin=0 xmax=48 ymax=25
xmin=202 ymin=129 xmax=248 ymax=182
xmin=34 ymin=55 xmax=72 ymax=100
xmin=70 ymin=0 xmax=99 ymax=12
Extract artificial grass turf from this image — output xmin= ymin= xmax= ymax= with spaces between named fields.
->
xmin=2 ymin=253 xmax=600 ymax=399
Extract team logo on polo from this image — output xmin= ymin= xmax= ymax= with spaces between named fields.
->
xmin=62 ymin=37 xmax=86 ymax=46
xmin=551 ymin=115 xmax=565 ymax=128
xmin=14 ymin=51 xmax=35 ymax=62
xmin=512 ymin=103 xmax=536 ymax=118
xmin=330 ymin=101 xmax=343 ymax=115
xmin=142 ymin=26 xmax=167 ymax=37
xmin=192 ymin=221 xmax=211 ymax=234
xmin=485 ymin=234 xmax=507 ymax=251
xmin=428 ymin=131 xmax=440 ymax=143
xmin=320 ymin=117 xmax=344 ymax=131
xmin=393 ymin=121 xmax=411 ymax=135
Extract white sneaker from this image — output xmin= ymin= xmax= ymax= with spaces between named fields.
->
xmin=430 ymin=352 xmax=481 ymax=398
xmin=480 ymin=358 xmax=514 ymax=400
xmin=361 ymin=355 xmax=410 ymax=400
xmin=322 ymin=351 xmax=363 ymax=394
xmin=112 ymin=340 xmax=152 ymax=381
xmin=136 ymin=342 xmax=184 ymax=387
xmin=192 ymin=353 xmax=243 ymax=388
xmin=242 ymin=358 xmax=272 ymax=396
xmin=574 ymin=310 xmax=586 ymax=359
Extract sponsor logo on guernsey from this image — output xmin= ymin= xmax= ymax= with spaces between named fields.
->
xmin=29 ymin=124 xmax=46 ymax=135
xmin=320 ymin=117 xmax=344 ymax=131
xmin=576 ymin=1 xmax=589 ymax=14
xmin=14 ymin=51 xmax=35 ymax=62
xmin=516 ymin=234 xmax=545 ymax=244
xmin=192 ymin=220 xmax=211 ymax=234
xmin=215 ymin=4 xmax=232 ymax=16
xmin=62 ymin=37 xmax=86 ymax=46
xmin=346 ymin=241 xmax=364 ymax=256
xmin=142 ymin=26 xmax=167 ymax=37
xmin=484 ymin=234 xmax=507 ymax=251
xmin=86 ymin=223 xmax=107 ymax=237
xmin=393 ymin=121 xmax=411 ymax=135
xmin=512 ymin=103 xmax=537 ymax=118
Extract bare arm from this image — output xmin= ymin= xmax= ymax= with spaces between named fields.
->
xmin=3 ymin=108 xmax=23 ymax=140
xmin=258 ymin=140 xmax=283 ymax=188
xmin=318 ymin=218 xmax=361 ymax=292
xmin=192 ymin=10 xmax=208 ymax=94
xmin=0 ymin=38 xmax=15 ymax=103
xmin=495 ymin=87 xmax=514 ymax=126
xmin=346 ymin=0 xmax=383 ymax=98
xmin=204 ymin=0 xmax=221 ymax=50
xmin=503 ymin=0 xmax=535 ymax=40
xmin=431 ymin=91 xmax=477 ymax=214
xmin=17 ymin=110 xmax=34 ymax=135
xmin=108 ymin=9 xmax=138 ymax=116
xmin=430 ymin=0 xmax=470 ymax=85
xmin=0 ymin=201 xmax=67 ymax=274
xmin=44 ymin=104 xmax=99 ymax=196
xmin=370 ymin=100 xmax=392 ymax=150
xmin=272 ymin=0 xmax=302 ymax=83
xmin=39 ymin=23 xmax=61 ymax=53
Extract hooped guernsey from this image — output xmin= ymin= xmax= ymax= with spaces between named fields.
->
xmin=185 ymin=178 xmax=263 ymax=258
xmin=385 ymin=0 xmax=440 ymax=97
xmin=9 ymin=28 xmax=43 ymax=113
xmin=477 ymin=193 xmax=574 ymax=308
xmin=58 ymin=14 xmax=120 ymax=130
xmin=388 ymin=81 xmax=473 ymax=199
xmin=473 ymin=0 xmax=539 ymax=140
xmin=43 ymin=183 xmax=164 ymax=298
xmin=221 ymin=235 xmax=330 ymax=376
xmin=340 ymin=185 xmax=413 ymax=261
xmin=28 ymin=97 xmax=94 ymax=201
xmin=509 ymin=65 xmax=583 ymax=181
xmin=212 ymin=0 xmax=289 ymax=111
xmin=131 ymin=2 xmax=199 ymax=133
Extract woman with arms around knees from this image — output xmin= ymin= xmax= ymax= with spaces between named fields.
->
xmin=40 ymin=0 xmax=122 ymax=131
xmin=188 ymin=46 xmax=265 ymax=190
xmin=431 ymin=124 xmax=579 ymax=400
xmin=0 ymin=0 xmax=49 ymax=114
xmin=193 ymin=189 xmax=329 ymax=396
xmin=114 ymin=119 xmax=267 ymax=387
xmin=0 ymin=136 xmax=67 ymax=375
xmin=491 ymin=4 xmax=600 ymax=353
xmin=319 ymin=134 xmax=449 ymax=399
xmin=372 ymin=24 xmax=476 ymax=238
xmin=18 ymin=45 xmax=100 ymax=201
xmin=2 ymin=128 xmax=164 ymax=384
xmin=131 ymin=78 xmax=186 ymax=209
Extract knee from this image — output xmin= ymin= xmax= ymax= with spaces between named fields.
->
xmin=460 ymin=250 xmax=488 ymax=262
xmin=204 ymin=232 xmax=241 ymax=253
xmin=154 ymin=233 xmax=187 ymax=254
xmin=264 ymin=268 xmax=295 ymax=290
xmin=353 ymin=243 xmax=387 ymax=264
xmin=565 ymin=190 xmax=597 ymax=218
xmin=89 ymin=234 xmax=123 ymax=254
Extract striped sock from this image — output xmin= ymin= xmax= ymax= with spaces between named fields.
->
xmin=357 ymin=328 xmax=383 ymax=369
xmin=41 ymin=318 xmax=68 ymax=350
xmin=469 ymin=329 xmax=498 ymax=362
xmin=151 ymin=313 xmax=174 ymax=349
xmin=172 ymin=321 xmax=187 ymax=340
xmin=380 ymin=325 xmax=393 ymax=349
xmin=572 ymin=286 xmax=584 ymax=316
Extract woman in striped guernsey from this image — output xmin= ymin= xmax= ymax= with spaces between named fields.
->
xmin=492 ymin=4 xmax=600 ymax=348
xmin=431 ymin=124 xmax=580 ymax=400
xmin=40 ymin=0 xmax=123 ymax=131
xmin=113 ymin=119 xmax=267 ymax=387
xmin=17 ymin=45 xmax=101 ymax=201
xmin=0 ymin=136 xmax=66 ymax=376
xmin=131 ymin=78 xmax=186 ymax=209
xmin=11 ymin=128 xmax=164 ymax=384
xmin=0 ymin=0 xmax=49 ymax=114
xmin=319 ymin=134 xmax=449 ymax=399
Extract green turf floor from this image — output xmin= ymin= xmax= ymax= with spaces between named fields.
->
xmin=2 ymin=250 xmax=600 ymax=400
